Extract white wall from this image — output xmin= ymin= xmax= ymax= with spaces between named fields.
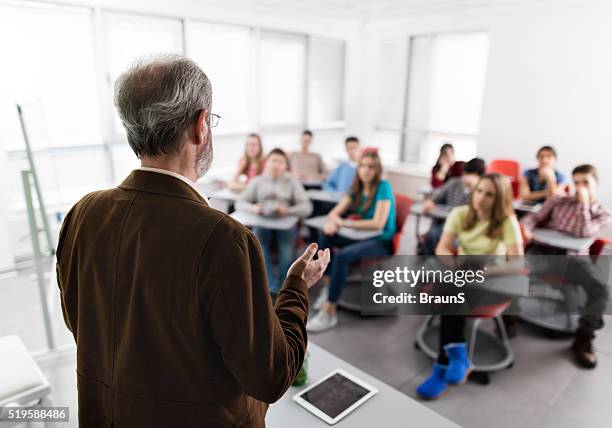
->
xmin=0 ymin=150 xmax=14 ymax=270
xmin=353 ymin=0 xmax=612 ymax=228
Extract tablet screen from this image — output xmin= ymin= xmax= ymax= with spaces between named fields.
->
xmin=298 ymin=373 xmax=371 ymax=418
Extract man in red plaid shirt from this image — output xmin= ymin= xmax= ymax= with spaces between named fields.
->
xmin=521 ymin=164 xmax=610 ymax=369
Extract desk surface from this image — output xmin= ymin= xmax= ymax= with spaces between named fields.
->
xmin=410 ymin=202 xmax=452 ymax=220
xmin=302 ymin=179 xmax=323 ymax=188
xmin=512 ymin=200 xmax=541 ymax=214
xmin=210 ymin=188 xmax=241 ymax=202
xmin=305 ymin=216 xmax=382 ymax=241
xmin=231 ymin=210 xmax=299 ymax=230
xmin=307 ymin=190 xmax=344 ymax=204
xmin=532 ymin=228 xmax=596 ymax=252
xmin=266 ymin=343 xmax=460 ymax=428
xmin=418 ymin=185 xmax=433 ymax=196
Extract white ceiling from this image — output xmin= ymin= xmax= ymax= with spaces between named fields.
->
xmin=236 ymin=0 xmax=572 ymax=22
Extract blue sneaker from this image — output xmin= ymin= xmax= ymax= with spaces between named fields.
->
xmin=444 ymin=343 xmax=472 ymax=385
xmin=416 ymin=364 xmax=448 ymax=399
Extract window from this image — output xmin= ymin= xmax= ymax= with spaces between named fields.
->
xmin=308 ymin=37 xmax=346 ymax=128
xmin=186 ymin=21 xmax=252 ymax=135
xmin=0 ymin=2 xmax=101 ymax=151
xmin=404 ymin=32 xmax=489 ymax=164
xmin=258 ymin=31 xmax=307 ymax=129
xmin=104 ymin=12 xmax=184 ymax=136
xmin=373 ymin=38 xmax=409 ymax=164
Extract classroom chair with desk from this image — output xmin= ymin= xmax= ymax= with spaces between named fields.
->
xmin=335 ymin=194 xmax=414 ymax=313
xmin=520 ymin=238 xmax=612 ymax=334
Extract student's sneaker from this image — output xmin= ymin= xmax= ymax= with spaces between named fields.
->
xmin=443 ymin=343 xmax=472 ymax=385
xmin=307 ymin=310 xmax=338 ymax=333
xmin=313 ymin=286 xmax=329 ymax=311
xmin=416 ymin=364 xmax=449 ymax=400
xmin=572 ymin=332 xmax=597 ymax=369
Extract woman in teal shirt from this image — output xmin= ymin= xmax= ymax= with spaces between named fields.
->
xmin=308 ymin=151 xmax=396 ymax=332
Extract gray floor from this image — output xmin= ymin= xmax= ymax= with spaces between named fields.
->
xmin=3 ymin=229 xmax=612 ymax=427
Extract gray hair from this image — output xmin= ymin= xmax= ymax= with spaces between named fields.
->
xmin=113 ymin=54 xmax=212 ymax=158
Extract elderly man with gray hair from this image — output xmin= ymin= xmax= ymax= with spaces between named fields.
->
xmin=56 ymin=54 xmax=330 ymax=427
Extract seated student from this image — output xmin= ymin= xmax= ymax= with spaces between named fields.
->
xmin=417 ymin=173 xmax=523 ymax=399
xmin=289 ymin=130 xmax=327 ymax=182
xmin=421 ymin=158 xmax=487 ymax=255
xmin=520 ymin=145 xmax=567 ymax=202
xmin=521 ymin=164 xmax=610 ymax=369
xmin=228 ymin=133 xmax=264 ymax=192
xmin=307 ymin=151 xmax=396 ymax=332
xmin=323 ymin=136 xmax=360 ymax=193
xmin=431 ymin=143 xmax=464 ymax=188
xmin=236 ymin=148 xmax=313 ymax=295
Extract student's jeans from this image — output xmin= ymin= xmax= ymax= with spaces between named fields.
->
xmin=318 ymin=232 xmax=393 ymax=304
xmin=253 ymin=226 xmax=297 ymax=294
xmin=423 ymin=220 xmax=445 ymax=255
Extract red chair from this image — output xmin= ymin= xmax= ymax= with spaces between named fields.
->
xmin=392 ymin=194 xmax=414 ymax=255
xmin=488 ymin=159 xmax=521 ymax=199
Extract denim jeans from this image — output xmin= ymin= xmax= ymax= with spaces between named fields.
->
xmin=318 ymin=232 xmax=393 ymax=304
xmin=423 ymin=220 xmax=445 ymax=255
xmin=253 ymin=226 xmax=297 ymax=294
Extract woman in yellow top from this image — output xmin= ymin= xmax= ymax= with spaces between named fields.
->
xmin=417 ymin=173 xmax=524 ymax=399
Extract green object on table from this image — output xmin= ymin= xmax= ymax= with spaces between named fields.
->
xmin=292 ymin=350 xmax=310 ymax=387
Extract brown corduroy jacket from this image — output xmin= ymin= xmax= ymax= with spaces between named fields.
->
xmin=56 ymin=169 xmax=309 ymax=427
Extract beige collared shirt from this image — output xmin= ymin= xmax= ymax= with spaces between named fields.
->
xmin=138 ymin=167 xmax=209 ymax=207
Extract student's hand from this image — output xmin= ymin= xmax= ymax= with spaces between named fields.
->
xmin=254 ymin=204 xmax=264 ymax=215
xmin=276 ymin=205 xmax=288 ymax=216
xmin=423 ymin=199 xmax=435 ymax=213
xmin=576 ymin=187 xmax=590 ymax=204
xmin=553 ymin=185 xmax=567 ymax=196
xmin=323 ymin=221 xmax=339 ymax=236
xmin=228 ymin=181 xmax=245 ymax=192
xmin=287 ymin=243 xmax=331 ymax=288
xmin=539 ymin=166 xmax=555 ymax=182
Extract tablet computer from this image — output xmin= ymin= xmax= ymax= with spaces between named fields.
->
xmin=292 ymin=369 xmax=378 ymax=425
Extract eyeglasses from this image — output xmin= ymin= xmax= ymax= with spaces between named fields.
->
xmin=209 ymin=113 xmax=221 ymax=128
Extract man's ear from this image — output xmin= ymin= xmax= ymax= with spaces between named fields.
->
xmin=194 ymin=110 xmax=208 ymax=146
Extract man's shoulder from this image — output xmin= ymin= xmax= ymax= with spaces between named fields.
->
xmin=193 ymin=208 xmax=253 ymax=244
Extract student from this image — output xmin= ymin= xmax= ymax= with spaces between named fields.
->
xmin=228 ymin=133 xmax=264 ymax=192
xmin=521 ymin=164 xmax=610 ymax=368
xmin=417 ymin=173 xmax=523 ymax=399
xmin=307 ymin=151 xmax=396 ymax=332
xmin=322 ymin=136 xmax=360 ymax=193
xmin=289 ymin=130 xmax=327 ymax=182
xmin=421 ymin=158 xmax=487 ymax=255
xmin=431 ymin=143 xmax=464 ymax=188
xmin=236 ymin=148 xmax=313 ymax=294
xmin=520 ymin=145 xmax=567 ymax=202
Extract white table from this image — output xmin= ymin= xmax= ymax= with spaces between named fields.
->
xmin=532 ymin=228 xmax=596 ymax=253
xmin=305 ymin=216 xmax=382 ymax=241
xmin=210 ymin=188 xmax=241 ymax=203
xmin=418 ymin=185 xmax=433 ymax=197
xmin=512 ymin=200 xmax=541 ymax=215
xmin=231 ymin=210 xmax=299 ymax=230
xmin=302 ymin=179 xmax=323 ymax=189
xmin=410 ymin=202 xmax=452 ymax=221
xmin=266 ymin=343 xmax=460 ymax=428
xmin=307 ymin=190 xmax=344 ymax=204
